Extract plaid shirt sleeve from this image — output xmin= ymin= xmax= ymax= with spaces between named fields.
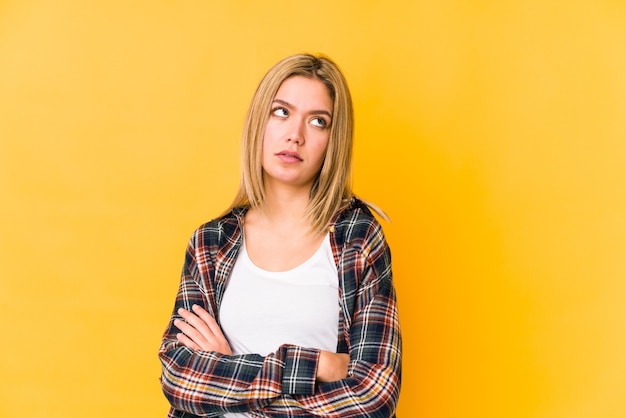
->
xmin=158 ymin=219 xmax=323 ymax=417
xmin=259 ymin=205 xmax=402 ymax=417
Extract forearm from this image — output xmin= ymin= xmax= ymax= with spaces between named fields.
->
xmin=258 ymin=303 xmax=402 ymax=417
xmin=266 ymin=264 xmax=402 ymax=417
xmin=316 ymin=351 xmax=350 ymax=383
xmin=261 ymin=359 xmax=401 ymax=418
xmin=159 ymin=340 xmax=320 ymax=415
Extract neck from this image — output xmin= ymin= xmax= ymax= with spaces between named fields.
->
xmin=254 ymin=181 xmax=313 ymax=230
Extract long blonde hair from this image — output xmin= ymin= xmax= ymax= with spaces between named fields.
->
xmin=226 ymin=53 xmax=356 ymax=233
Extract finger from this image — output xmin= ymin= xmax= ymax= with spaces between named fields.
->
xmin=192 ymin=304 xmax=223 ymax=338
xmin=178 ymin=307 xmax=215 ymax=340
xmin=176 ymin=307 xmax=232 ymax=354
xmin=176 ymin=332 xmax=200 ymax=351
xmin=191 ymin=305 xmax=232 ymax=354
xmin=174 ymin=318 xmax=209 ymax=348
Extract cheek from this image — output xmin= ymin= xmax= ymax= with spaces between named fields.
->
xmin=262 ymin=121 xmax=280 ymax=148
xmin=312 ymin=138 xmax=330 ymax=165
xmin=318 ymin=133 xmax=331 ymax=154
xmin=261 ymin=125 xmax=274 ymax=153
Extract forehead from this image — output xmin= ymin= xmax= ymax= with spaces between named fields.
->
xmin=274 ymin=76 xmax=333 ymax=111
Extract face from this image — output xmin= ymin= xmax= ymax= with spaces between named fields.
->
xmin=261 ymin=75 xmax=333 ymax=192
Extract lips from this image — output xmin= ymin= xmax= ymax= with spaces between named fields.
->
xmin=276 ymin=150 xmax=303 ymax=162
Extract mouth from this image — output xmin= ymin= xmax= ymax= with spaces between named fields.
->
xmin=276 ymin=151 xmax=303 ymax=162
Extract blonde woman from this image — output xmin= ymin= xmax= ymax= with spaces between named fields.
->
xmin=159 ymin=53 xmax=402 ymax=417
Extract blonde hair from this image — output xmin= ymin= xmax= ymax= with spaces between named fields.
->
xmin=226 ymin=53 xmax=356 ymax=233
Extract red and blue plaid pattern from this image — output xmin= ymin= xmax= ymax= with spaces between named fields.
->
xmin=159 ymin=198 xmax=402 ymax=417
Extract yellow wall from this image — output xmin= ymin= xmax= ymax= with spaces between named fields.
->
xmin=1 ymin=1 xmax=625 ymax=417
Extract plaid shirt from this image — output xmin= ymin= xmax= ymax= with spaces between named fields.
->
xmin=159 ymin=198 xmax=402 ymax=417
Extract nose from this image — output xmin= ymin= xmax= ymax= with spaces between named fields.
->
xmin=286 ymin=119 xmax=305 ymax=145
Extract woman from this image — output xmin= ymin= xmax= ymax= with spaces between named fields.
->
xmin=159 ymin=53 xmax=402 ymax=417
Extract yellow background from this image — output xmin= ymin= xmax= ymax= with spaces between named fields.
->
xmin=1 ymin=1 xmax=625 ymax=417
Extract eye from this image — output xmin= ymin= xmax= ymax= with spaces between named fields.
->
xmin=271 ymin=107 xmax=289 ymax=118
xmin=310 ymin=117 xmax=328 ymax=128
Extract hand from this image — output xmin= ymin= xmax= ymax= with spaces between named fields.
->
xmin=316 ymin=351 xmax=350 ymax=382
xmin=174 ymin=304 xmax=233 ymax=355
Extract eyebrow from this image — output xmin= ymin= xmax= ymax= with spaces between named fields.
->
xmin=272 ymin=99 xmax=332 ymax=119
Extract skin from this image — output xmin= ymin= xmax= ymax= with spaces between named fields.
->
xmin=176 ymin=76 xmax=349 ymax=383
xmin=261 ymin=75 xmax=333 ymax=193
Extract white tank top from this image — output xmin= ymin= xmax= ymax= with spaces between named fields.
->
xmin=220 ymin=233 xmax=340 ymax=357
xmin=220 ymin=234 xmax=339 ymax=418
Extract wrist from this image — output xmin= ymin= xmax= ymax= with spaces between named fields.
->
xmin=316 ymin=351 xmax=349 ymax=383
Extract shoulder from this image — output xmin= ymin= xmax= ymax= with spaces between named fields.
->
xmin=333 ymin=197 xmax=384 ymax=239
xmin=331 ymin=198 xmax=388 ymax=256
xmin=331 ymin=199 xmax=392 ymax=291
xmin=190 ymin=206 xmax=247 ymax=248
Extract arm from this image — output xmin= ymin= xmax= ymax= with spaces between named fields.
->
xmin=317 ymin=351 xmax=350 ymax=383
xmin=176 ymin=304 xmax=349 ymax=383
xmin=158 ymin=230 xmax=322 ymax=417
xmin=174 ymin=305 xmax=233 ymax=355
xmin=263 ymin=220 xmax=402 ymax=417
